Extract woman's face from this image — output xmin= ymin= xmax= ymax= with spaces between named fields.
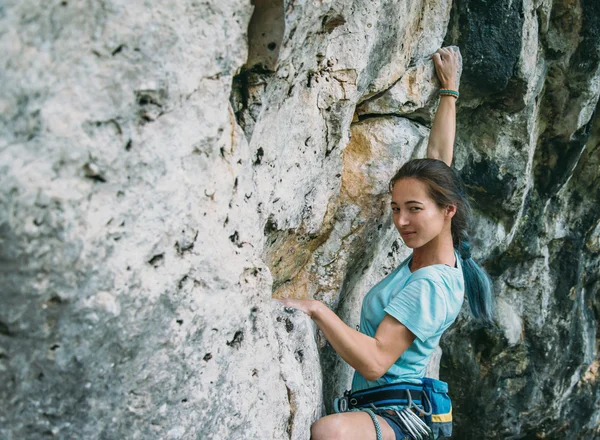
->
xmin=390 ymin=178 xmax=454 ymax=249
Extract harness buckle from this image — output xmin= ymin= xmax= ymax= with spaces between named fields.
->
xmin=333 ymin=393 xmax=349 ymax=413
xmin=339 ymin=396 xmax=348 ymax=412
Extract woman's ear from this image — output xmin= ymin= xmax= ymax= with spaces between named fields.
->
xmin=445 ymin=204 xmax=457 ymax=219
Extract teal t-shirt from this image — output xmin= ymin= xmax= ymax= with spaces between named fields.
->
xmin=351 ymin=251 xmax=465 ymax=392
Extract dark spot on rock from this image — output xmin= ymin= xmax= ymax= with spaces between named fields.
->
xmin=82 ymin=163 xmax=106 ymax=183
xmin=111 ymin=44 xmax=125 ymax=56
xmin=285 ymin=317 xmax=294 ymax=333
xmin=60 ymin=0 xmax=68 ymax=5
xmin=322 ymin=14 xmax=346 ymax=33
xmin=250 ymin=306 xmax=259 ymax=331
xmin=137 ymin=94 xmax=159 ymax=107
xmin=264 ymin=215 xmax=278 ymax=235
xmin=234 ymin=177 xmax=238 ymax=189
xmin=229 ymin=231 xmax=241 ymax=247
xmin=181 ymin=398 xmax=188 ymax=403
xmin=203 ymin=353 xmax=213 ymax=361
xmin=388 ymin=240 xmax=399 ymax=257
xmin=252 ymin=369 xmax=259 ymax=377
xmin=125 ymin=139 xmax=132 ymax=151
xmin=267 ymin=42 xmax=277 ymax=51
xmin=135 ymin=89 xmax=166 ymax=124
xmin=307 ymin=69 xmax=316 ymax=87
xmin=47 ymin=296 xmax=62 ymax=305
xmin=295 ymin=349 xmax=304 ymax=363
xmin=176 ymin=319 xmax=183 ymax=325
xmin=175 ymin=231 xmax=198 ymax=255
xmin=534 ymin=122 xmax=593 ymax=199
xmin=461 ymin=154 xmax=518 ymax=221
xmin=0 ymin=321 xmax=11 ymax=336
xmin=178 ymin=275 xmax=188 ymax=289
xmin=38 ymin=372 xmax=44 ymax=380
xmin=254 ymin=147 xmax=264 ymax=165
xmin=140 ymin=113 xmax=154 ymax=123
xmin=148 ymin=253 xmax=164 ymax=267
xmin=226 ymin=331 xmax=244 ymax=349
xmin=50 ymin=344 xmax=60 ymax=351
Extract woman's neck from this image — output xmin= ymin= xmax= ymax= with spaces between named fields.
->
xmin=410 ymin=233 xmax=455 ymax=272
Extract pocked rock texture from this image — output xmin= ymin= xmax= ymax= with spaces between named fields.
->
xmin=1 ymin=0 xmax=599 ymax=439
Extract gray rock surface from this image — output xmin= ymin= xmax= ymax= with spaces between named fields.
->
xmin=1 ymin=0 xmax=599 ymax=439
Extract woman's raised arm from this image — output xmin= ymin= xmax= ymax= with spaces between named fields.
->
xmin=427 ymin=47 xmax=459 ymax=167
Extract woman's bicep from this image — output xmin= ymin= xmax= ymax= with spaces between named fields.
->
xmin=372 ymin=314 xmax=416 ymax=377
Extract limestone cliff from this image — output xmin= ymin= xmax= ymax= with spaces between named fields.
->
xmin=0 ymin=0 xmax=598 ymax=439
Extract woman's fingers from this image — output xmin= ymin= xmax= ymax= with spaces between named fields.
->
xmin=275 ymin=297 xmax=315 ymax=316
xmin=433 ymin=47 xmax=458 ymax=90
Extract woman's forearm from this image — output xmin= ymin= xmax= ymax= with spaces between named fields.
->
xmin=427 ymin=47 xmax=459 ymax=167
xmin=310 ymin=301 xmax=383 ymax=380
xmin=427 ymin=95 xmax=456 ymax=166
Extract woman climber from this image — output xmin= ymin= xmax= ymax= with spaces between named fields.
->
xmin=278 ymin=46 xmax=494 ymax=440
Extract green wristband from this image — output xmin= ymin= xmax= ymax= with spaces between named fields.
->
xmin=440 ymin=89 xmax=459 ymax=99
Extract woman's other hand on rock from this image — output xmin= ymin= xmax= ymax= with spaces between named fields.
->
xmin=275 ymin=298 xmax=320 ymax=318
xmin=433 ymin=47 xmax=459 ymax=91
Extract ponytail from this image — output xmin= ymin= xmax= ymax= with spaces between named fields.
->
xmin=459 ymin=241 xmax=494 ymax=325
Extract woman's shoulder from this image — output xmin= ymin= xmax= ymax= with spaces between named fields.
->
xmin=408 ymin=260 xmax=463 ymax=290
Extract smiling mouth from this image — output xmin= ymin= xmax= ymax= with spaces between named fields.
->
xmin=401 ymin=232 xmax=416 ymax=237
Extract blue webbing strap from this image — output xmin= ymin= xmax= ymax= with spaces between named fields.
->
xmin=359 ymin=408 xmax=383 ymax=440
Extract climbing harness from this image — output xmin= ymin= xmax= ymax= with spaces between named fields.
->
xmin=333 ymin=378 xmax=452 ymax=440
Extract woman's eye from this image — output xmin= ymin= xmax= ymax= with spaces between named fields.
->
xmin=410 ymin=207 xmax=421 ymax=212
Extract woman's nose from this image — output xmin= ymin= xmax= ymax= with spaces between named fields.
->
xmin=398 ymin=214 xmax=410 ymax=226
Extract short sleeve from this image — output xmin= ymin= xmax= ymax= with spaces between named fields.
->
xmin=383 ymin=278 xmax=447 ymax=342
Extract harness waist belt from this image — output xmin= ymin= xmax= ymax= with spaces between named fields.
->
xmin=348 ymin=383 xmax=423 ymax=409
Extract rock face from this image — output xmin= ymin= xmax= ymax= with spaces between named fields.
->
xmin=1 ymin=1 xmax=599 ymax=439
